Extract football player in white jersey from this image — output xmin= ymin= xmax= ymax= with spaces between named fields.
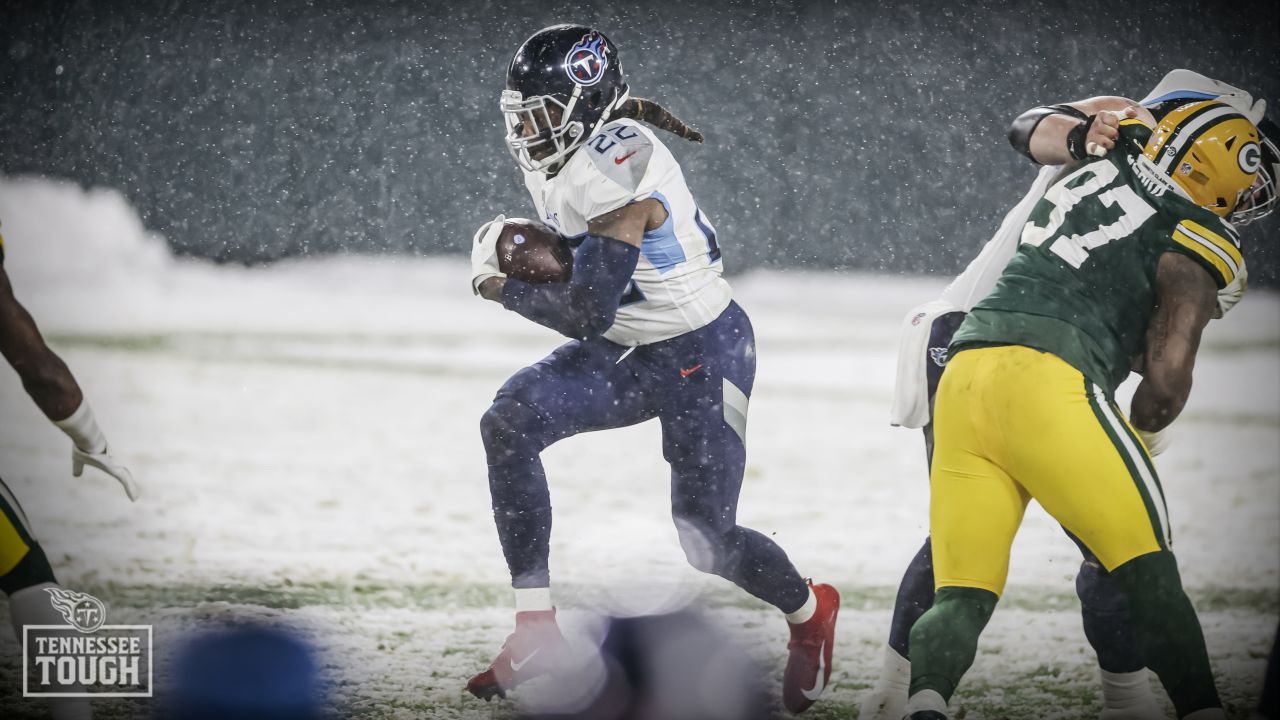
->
xmin=465 ymin=25 xmax=839 ymax=712
xmin=860 ymin=71 xmax=1275 ymax=720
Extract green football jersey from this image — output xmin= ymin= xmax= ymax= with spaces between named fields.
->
xmin=952 ymin=120 xmax=1244 ymax=395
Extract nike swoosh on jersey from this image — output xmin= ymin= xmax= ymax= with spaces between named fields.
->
xmin=614 ymin=150 xmax=638 ymax=165
xmin=510 ymin=648 xmax=541 ymax=672
xmin=679 ymin=363 xmax=703 ymax=378
xmin=801 ymin=641 xmax=826 ymax=701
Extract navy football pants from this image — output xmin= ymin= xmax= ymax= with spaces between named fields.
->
xmin=481 ymin=301 xmax=809 ymax=613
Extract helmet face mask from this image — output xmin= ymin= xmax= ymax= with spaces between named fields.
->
xmin=501 ymin=89 xmax=585 ymax=173
xmin=1143 ymin=100 xmax=1262 ymax=221
xmin=502 ymin=25 xmax=629 ymax=174
xmin=1230 ymin=134 xmax=1278 ymax=226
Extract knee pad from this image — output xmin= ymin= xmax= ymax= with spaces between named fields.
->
xmin=1076 ymin=558 xmax=1129 ymax=616
xmin=480 ymin=396 xmax=548 ymax=462
xmin=673 ymin=516 xmax=722 ymax=574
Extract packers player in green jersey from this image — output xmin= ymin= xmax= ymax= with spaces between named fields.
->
xmin=0 ymin=223 xmax=139 ymax=719
xmin=903 ymin=100 xmax=1263 ymax=720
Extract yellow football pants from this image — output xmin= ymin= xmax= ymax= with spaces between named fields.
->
xmin=930 ymin=345 xmax=1169 ymax=597
xmin=0 ymin=476 xmax=34 ymax=578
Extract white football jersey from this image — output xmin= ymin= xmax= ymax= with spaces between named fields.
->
xmin=521 ymin=118 xmax=732 ymax=346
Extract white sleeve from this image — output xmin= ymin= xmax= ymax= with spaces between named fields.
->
xmin=889 ymin=164 xmax=1057 ymax=428
xmin=939 ymin=164 xmax=1059 ymax=310
xmin=568 ymin=121 xmax=658 ymax=223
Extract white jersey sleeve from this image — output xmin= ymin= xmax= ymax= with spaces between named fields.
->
xmin=937 ymin=164 xmax=1059 ymax=310
xmin=523 ymin=119 xmax=732 ymax=346
xmin=888 ymin=164 xmax=1058 ymax=428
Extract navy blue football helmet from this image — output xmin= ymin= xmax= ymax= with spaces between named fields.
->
xmin=501 ymin=24 xmax=630 ymax=173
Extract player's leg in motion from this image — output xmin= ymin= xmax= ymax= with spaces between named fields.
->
xmin=468 ymin=338 xmax=656 ymax=700
xmin=905 ymin=347 xmax=1223 ymax=719
xmin=863 ymin=310 xmax=968 ymax=720
xmin=0 ymin=478 xmax=92 ymax=720
xmin=881 ymin=311 xmax=967 ymax=662
xmin=652 ymin=301 xmax=838 ymax=714
xmin=1068 ymin=534 xmax=1165 ymax=719
xmin=867 ymin=506 xmax=1158 ymax=719
xmin=883 ymin=313 xmax=964 ymax=661
xmin=903 ymin=348 xmax=1027 ymax=718
xmin=865 ymin=308 xmax=1158 ymax=720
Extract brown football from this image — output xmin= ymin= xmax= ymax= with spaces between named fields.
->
xmin=496 ymin=218 xmax=573 ymax=284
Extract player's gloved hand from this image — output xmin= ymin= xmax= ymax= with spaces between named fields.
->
xmin=1135 ymin=426 xmax=1172 ymax=458
xmin=72 ymin=444 xmax=140 ymax=501
xmin=1216 ymin=264 xmax=1248 ymax=318
xmin=471 ymin=214 xmax=507 ymax=295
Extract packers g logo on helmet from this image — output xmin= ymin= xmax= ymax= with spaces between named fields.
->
xmin=1238 ymin=142 xmax=1261 ymax=173
xmin=1143 ymin=100 xmax=1261 ymax=219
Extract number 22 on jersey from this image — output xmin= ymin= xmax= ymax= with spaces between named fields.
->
xmin=1021 ymin=162 xmax=1157 ymax=269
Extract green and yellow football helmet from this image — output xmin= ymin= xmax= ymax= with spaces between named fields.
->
xmin=1143 ymin=100 xmax=1262 ymax=219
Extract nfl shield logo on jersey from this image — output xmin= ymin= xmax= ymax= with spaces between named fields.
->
xmin=564 ymin=32 xmax=609 ymax=86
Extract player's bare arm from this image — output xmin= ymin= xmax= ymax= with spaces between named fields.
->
xmin=1130 ymin=251 xmax=1218 ymax=433
xmin=0 ymin=266 xmax=83 ymax=420
xmin=0 ymin=264 xmax=139 ymax=500
xmin=1010 ymin=96 xmax=1156 ymax=166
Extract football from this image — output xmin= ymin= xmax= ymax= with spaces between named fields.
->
xmin=496 ymin=218 xmax=573 ymax=284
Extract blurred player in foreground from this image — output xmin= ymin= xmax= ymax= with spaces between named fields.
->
xmin=465 ymin=25 xmax=838 ymax=712
xmin=160 ymin=623 xmax=323 ymax=720
xmin=861 ymin=71 xmax=1276 ymax=720
xmin=901 ymin=95 xmax=1263 ymax=719
xmin=0 ymin=223 xmax=139 ymax=718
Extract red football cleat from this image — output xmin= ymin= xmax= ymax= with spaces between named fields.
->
xmin=466 ymin=609 xmax=570 ymax=701
xmin=783 ymin=580 xmax=841 ymax=714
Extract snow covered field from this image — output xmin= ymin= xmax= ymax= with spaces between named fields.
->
xmin=0 ymin=176 xmax=1276 ymax=718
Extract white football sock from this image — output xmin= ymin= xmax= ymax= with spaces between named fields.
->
xmin=10 ymin=583 xmax=93 ymax=720
xmin=1099 ymin=668 xmax=1154 ymax=707
xmin=785 ymin=588 xmax=817 ymax=624
xmin=879 ymin=644 xmax=911 ymax=689
xmin=904 ymin=688 xmax=947 ymax=715
xmin=514 ymin=586 xmax=552 ymax=612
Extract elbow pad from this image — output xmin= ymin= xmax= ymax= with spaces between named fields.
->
xmin=1008 ymin=104 xmax=1089 ymax=162
xmin=502 ymin=234 xmax=640 ymax=339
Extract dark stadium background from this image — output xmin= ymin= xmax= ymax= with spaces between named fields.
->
xmin=1 ymin=0 xmax=1277 ymax=281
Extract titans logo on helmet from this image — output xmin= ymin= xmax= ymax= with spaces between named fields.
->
xmin=564 ymin=32 xmax=609 ymax=86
